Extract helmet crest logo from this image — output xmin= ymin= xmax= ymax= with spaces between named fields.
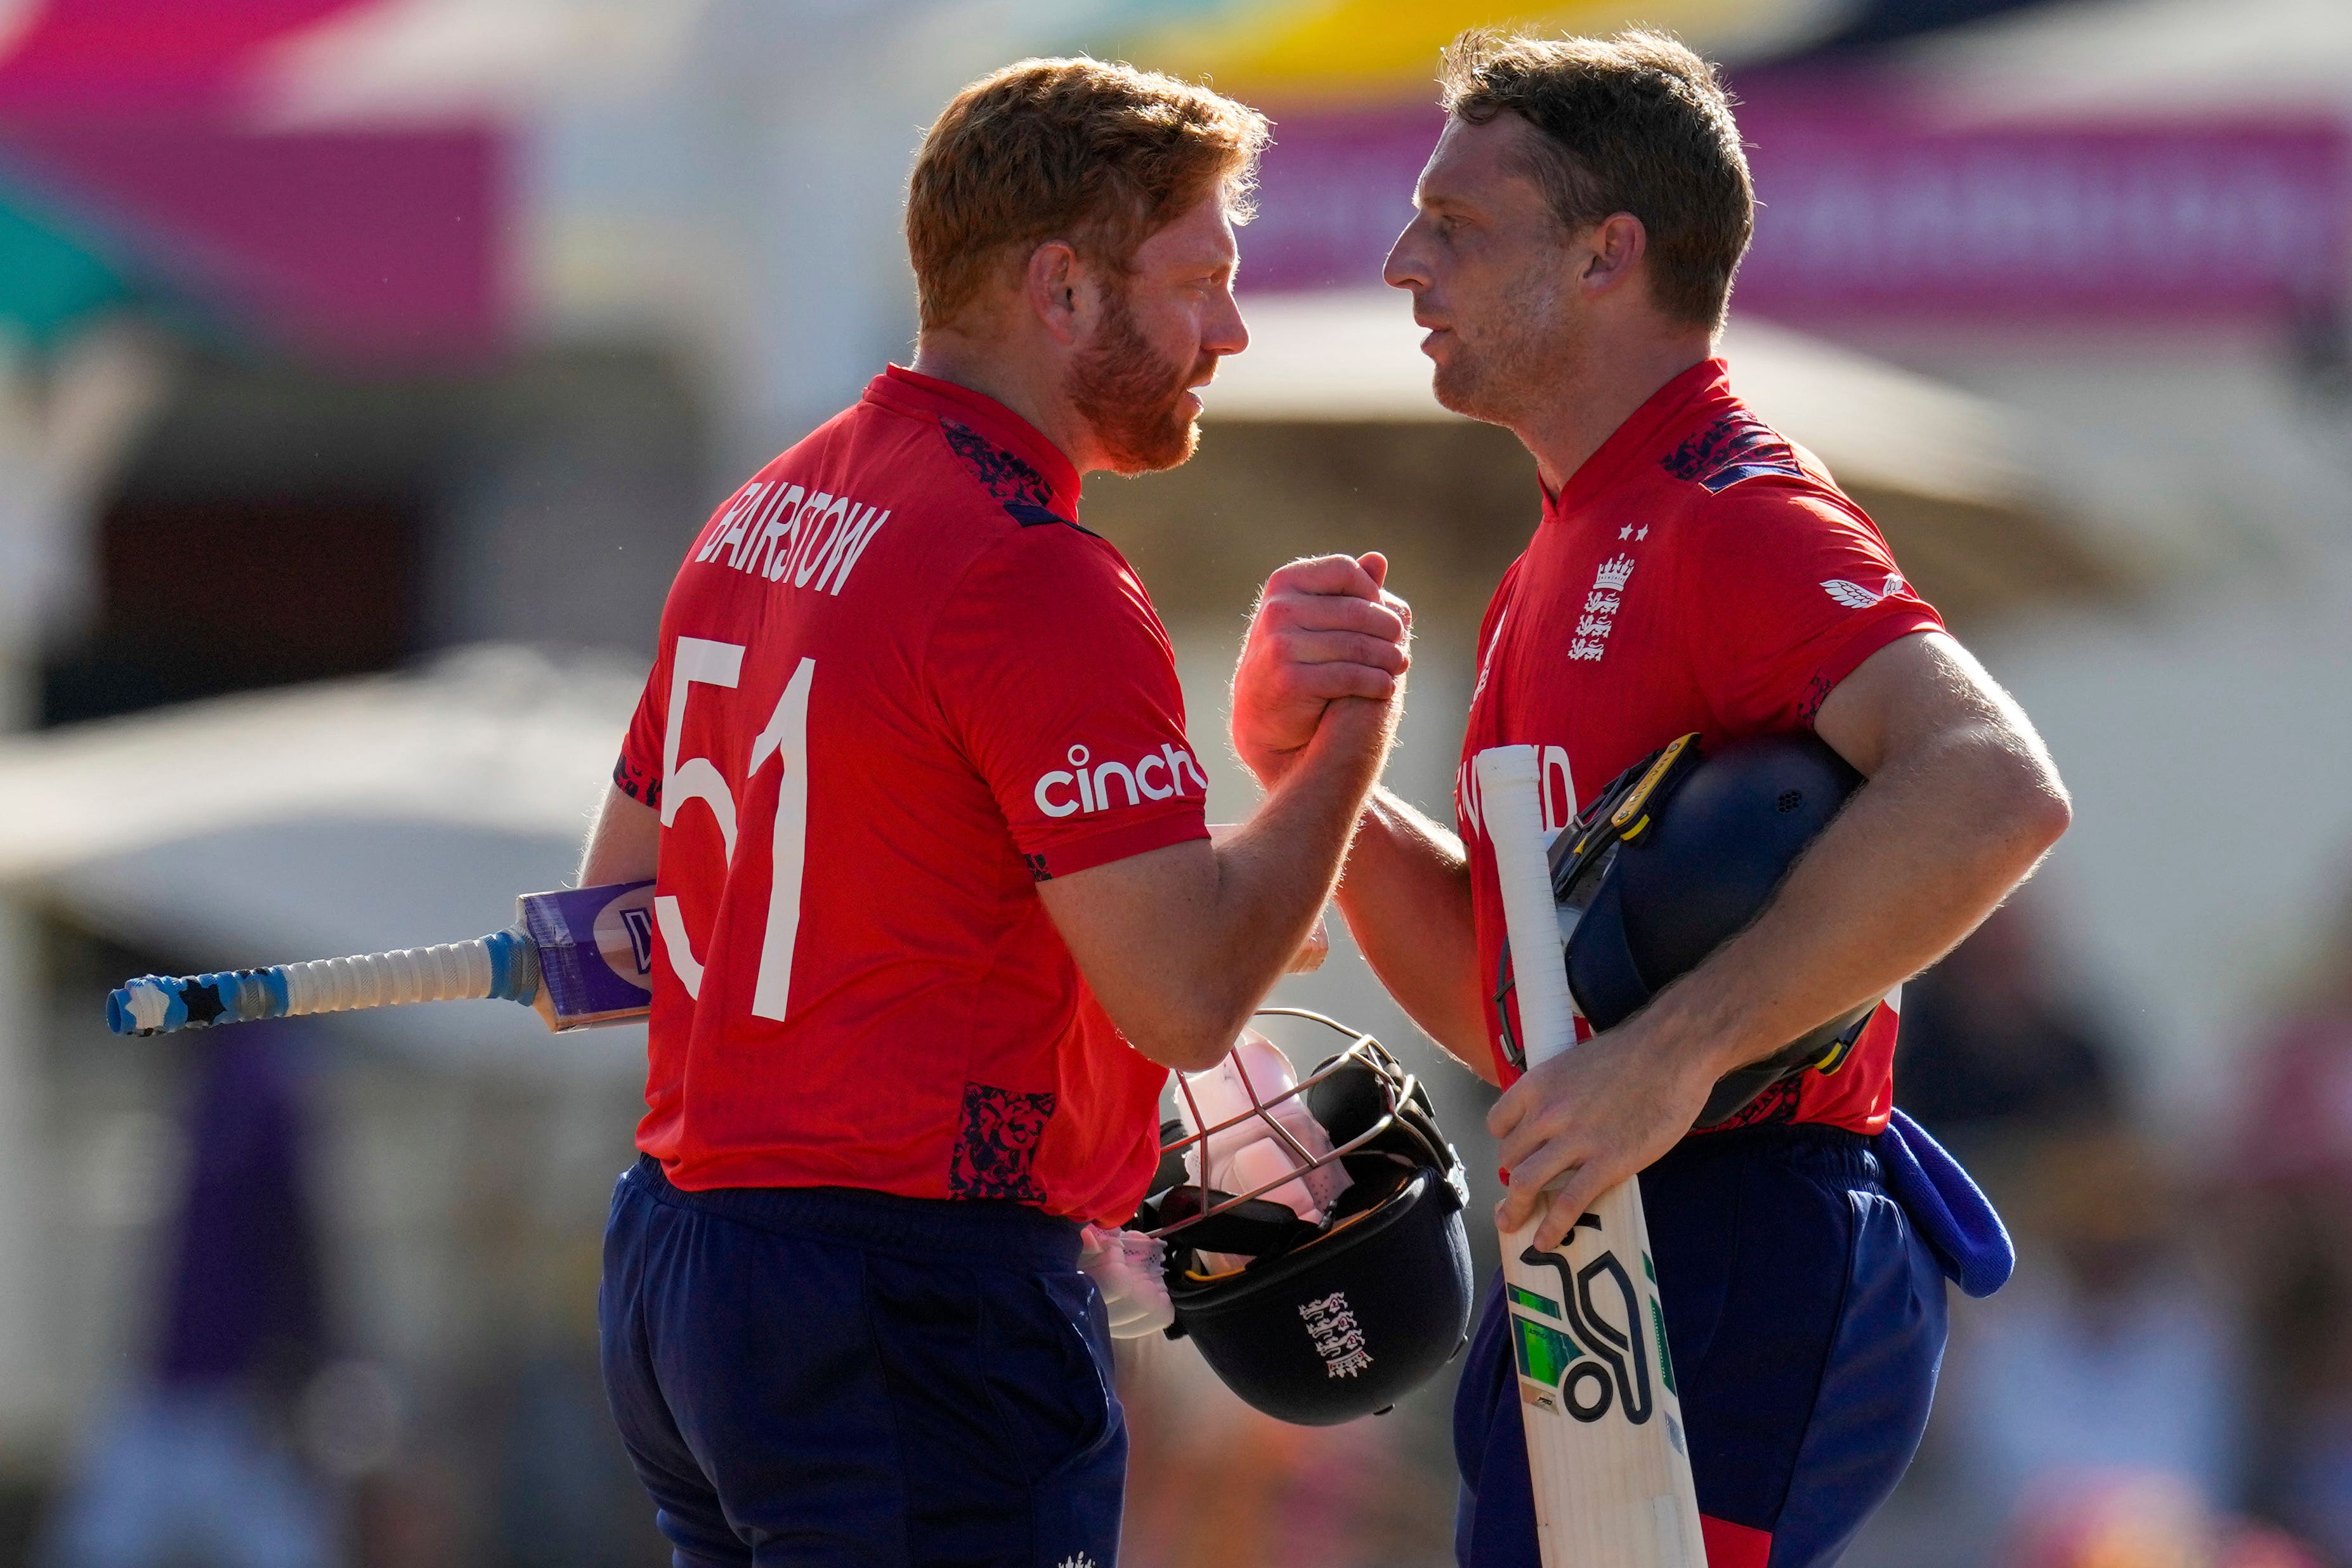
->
xmin=1143 ymin=1010 xmax=1472 ymax=1425
xmin=1300 ymin=1291 xmax=1375 ymax=1379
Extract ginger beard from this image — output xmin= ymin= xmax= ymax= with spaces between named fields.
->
xmin=1067 ymin=287 xmax=1212 ymax=476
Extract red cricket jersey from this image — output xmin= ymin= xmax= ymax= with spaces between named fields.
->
xmin=1456 ymin=359 xmax=1942 ymax=1134
xmin=613 ymin=366 xmax=1208 ymax=1222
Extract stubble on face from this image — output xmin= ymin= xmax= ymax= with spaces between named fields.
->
xmin=1427 ymin=249 xmax=1578 ymax=428
xmin=1066 ymin=286 xmax=1210 ymax=476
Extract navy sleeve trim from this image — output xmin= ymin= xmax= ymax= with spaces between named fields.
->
xmin=1003 ymin=502 xmax=1097 ymax=535
xmin=614 ymin=754 xmax=661 ymax=811
xmin=1661 ymin=410 xmax=1805 ymax=494
xmin=936 ymin=417 xmax=1101 ymax=533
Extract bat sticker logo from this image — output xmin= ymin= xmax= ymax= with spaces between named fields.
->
xmin=618 ymin=907 xmax=655 ymax=975
xmin=1519 ymin=1236 xmax=1655 ymax=1427
xmin=590 ymin=884 xmax=662 ymax=991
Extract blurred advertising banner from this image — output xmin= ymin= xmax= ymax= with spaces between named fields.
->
xmin=1244 ymin=103 xmax=2352 ymax=322
xmin=0 ymin=0 xmax=506 ymax=365
xmin=1735 ymin=114 xmax=2352 ymax=320
xmin=0 ymin=121 xmax=502 ymax=362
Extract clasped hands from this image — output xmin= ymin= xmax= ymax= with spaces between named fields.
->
xmin=1228 ymin=553 xmax=1409 ymax=976
xmin=1232 ymin=551 xmax=1721 ymax=1251
xmin=1231 ymin=552 xmax=1413 ymax=785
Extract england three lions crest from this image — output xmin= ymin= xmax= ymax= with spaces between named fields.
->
xmin=1300 ymin=1291 xmax=1373 ymax=1379
xmin=1569 ymin=556 xmax=1637 ymax=662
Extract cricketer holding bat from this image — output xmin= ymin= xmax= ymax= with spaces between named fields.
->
xmin=1232 ymin=30 xmax=2073 ymax=1568
xmin=573 ymin=62 xmax=1407 ymax=1566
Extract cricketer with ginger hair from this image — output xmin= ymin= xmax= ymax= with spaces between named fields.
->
xmin=581 ymin=57 xmax=1408 ymax=1565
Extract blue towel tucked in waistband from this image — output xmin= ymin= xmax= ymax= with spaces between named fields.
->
xmin=1871 ymin=1107 xmax=2013 ymax=1298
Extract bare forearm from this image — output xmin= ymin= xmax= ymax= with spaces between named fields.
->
xmin=1484 ymin=630 xmax=2072 ymax=1248
xmin=1646 ymin=722 xmax=2070 ymax=1088
xmin=1047 ymin=697 xmax=1395 ymax=1071
xmin=1332 ymin=787 xmax=1494 ymax=1082
xmin=579 ymin=785 xmax=660 ymax=887
xmin=1177 ymin=700 xmax=1395 ymax=1056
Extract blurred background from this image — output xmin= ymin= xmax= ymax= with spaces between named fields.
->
xmin=0 ymin=0 xmax=2343 ymax=1564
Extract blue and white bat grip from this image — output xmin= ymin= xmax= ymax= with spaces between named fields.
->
xmin=107 ymin=929 xmax=542 ymax=1037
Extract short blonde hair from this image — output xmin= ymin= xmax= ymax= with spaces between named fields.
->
xmin=908 ymin=58 xmax=1270 ymax=331
xmin=1441 ymin=29 xmax=1753 ymax=331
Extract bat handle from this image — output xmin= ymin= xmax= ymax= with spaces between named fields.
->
xmin=107 ymin=929 xmax=542 ymax=1037
xmin=1476 ymin=745 xmax=1579 ymax=1069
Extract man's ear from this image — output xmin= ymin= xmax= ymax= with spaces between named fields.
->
xmin=1578 ymin=212 xmax=1649 ymax=300
xmin=1024 ymin=240 xmax=1094 ymax=346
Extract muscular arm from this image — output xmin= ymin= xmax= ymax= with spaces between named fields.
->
xmin=1231 ymin=556 xmax=1493 ymax=1080
xmin=1328 ymin=790 xmax=1493 ymax=1082
xmin=1040 ymin=691 xmax=1400 ymax=1075
xmin=1491 ymin=630 xmax=2072 ymax=1245
xmin=1649 ymin=631 xmax=2069 ymax=1080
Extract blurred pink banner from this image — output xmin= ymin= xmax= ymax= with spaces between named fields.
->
xmin=1243 ymin=101 xmax=2352 ymax=323
xmin=0 ymin=0 xmax=505 ymax=366
xmin=1734 ymin=114 xmax=2352 ymax=321
xmin=0 ymin=121 xmax=503 ymax=363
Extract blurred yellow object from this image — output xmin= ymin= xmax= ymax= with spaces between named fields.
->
xmin=1119 ymin=0 xmax=1848 ymax=100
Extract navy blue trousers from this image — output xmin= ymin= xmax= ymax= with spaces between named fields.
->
xmin=1454 ymin=1126 xmax=1948 ymax=1568
xmin=599 ymin=1157 xmax=1127 ymax=1567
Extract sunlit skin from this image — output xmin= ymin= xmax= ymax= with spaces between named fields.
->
xmin=1383 ymin=113 xmax=1713 ymax=490
xmin=910 ymin=193 xmax=1250 ymax=478
xmin=1235 ymin=108 xmax=2071 ymax=1251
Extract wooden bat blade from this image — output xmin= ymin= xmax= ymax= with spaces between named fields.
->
xmin=1475 ymin=745 xmax=1704 ymax=1567
xmin=518 ymin=879 xmax=656 ymax=1029
xmin=1502 ymin=1181 xmax=1703 ymax=1564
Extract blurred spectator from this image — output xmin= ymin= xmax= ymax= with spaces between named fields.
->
xmin=1895 ymin=899 xmax=2121 ymax=1166
xmin=37 ymin=1029 xmax=344 ymax=1568
xmin=2228 ymin=880 xmax=2352 ymax=1556
xmin=1947 ymin=1129 xmax=2247 ymax=1531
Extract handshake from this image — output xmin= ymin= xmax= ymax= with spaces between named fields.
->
xmin=1230 ymin=550 xmax=1415 ymax=789
xmin=1221 ymin=550 xmax=1413 ymax=981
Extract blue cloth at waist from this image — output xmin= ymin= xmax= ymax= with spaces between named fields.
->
xmin=1869 ymin=1107 xmax=2013 ymax=1298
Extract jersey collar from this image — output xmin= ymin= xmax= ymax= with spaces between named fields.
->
xmin=866 ymin=365 xmax=1085 ymax=517
xmin=1544 ymin=356 xmax=1732 ymax=521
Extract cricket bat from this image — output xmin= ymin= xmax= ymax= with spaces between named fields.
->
xmin=107 ymin=881 xmax=658 ymax=1036
xmin=1475 ymin=745 xmax=1704 ymax=1566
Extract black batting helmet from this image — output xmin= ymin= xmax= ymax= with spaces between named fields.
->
xmin=1503 ymin=731 xmax=1881 ymax=1128
xmin=1133 ymin=1011 xmax=1473 ymax=1427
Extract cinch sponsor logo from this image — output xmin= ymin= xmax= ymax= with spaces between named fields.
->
xmin=691 ymin=477 xmax=891 ymax=597
xmin=1033 ymin=743 xmax=1208 ymax=819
